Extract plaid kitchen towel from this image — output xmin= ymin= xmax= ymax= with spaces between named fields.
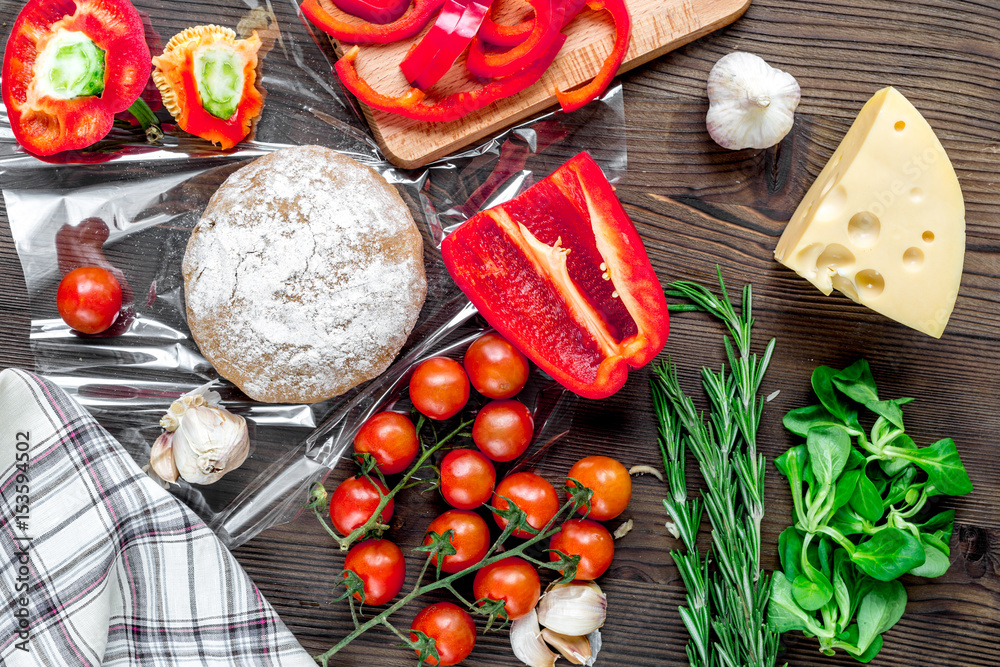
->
xmin=0 ymin=369 xmax=315 ymax=666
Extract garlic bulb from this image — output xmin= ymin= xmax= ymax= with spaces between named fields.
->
xmin=148 ymin=382 xmax=249 ymax=485
xmin=510 ymin=609 xmax=557 ymax=667
xmin=706 ymin=52 xmax=801 ymax=150
xmin=536 ymin=581 xmax=607 ymax=636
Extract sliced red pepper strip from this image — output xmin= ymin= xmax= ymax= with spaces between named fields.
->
xmin=466 ymin=0 xmax=558 ymax=79
xmin=331 ymin=0 xmax=411 ymax=24
xmin=335 ymin=34 xmax=563 ymax=122
xmin=1 ymin=0 xmax=151 ymax=156
xmin=441 ymin=152 xmax=669 ymax=399
xmin=301 ymin=0 xmax=445 ymax=44
xmin=478 ymin=0 xmax=585 ymax=47
xmin=555 ymin=0 xmax=630 ymax=113
xmin=400 ymin=0 xmax=493 ymax=90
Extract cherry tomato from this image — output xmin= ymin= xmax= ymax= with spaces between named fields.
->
xmin=567 ymin=455 xmax=632 ymax=521
xmin=549 ymin=518 xmax=614 ymax=580
xmin=423 ymin=509 xmax=490 ymax=573
xmin=56 ymin=266 xmax=122 ymax=334
xmin=463 ymin=332 xmax=529 ymax=399
xmin=354 ymin=411 xmax=419 ymax=475
xmin=491 ymin=472 xmax=559 ymax=539
xmin=343 ymin=539 xmax=406 ymax=605
xmin=409 ymin=357 xmax=470 ymax=420
xmin=410 ymin=601 xmax=476 ymax=666
xmin=472 ymin=399 xmax=534 ymax=462
xmin=440 ymin=449 xmax=496 ymax=510
xmin=473 ymin=556 xmax=540 ymax=621
xmin=329 ymin=476 xmax=394 ymax=536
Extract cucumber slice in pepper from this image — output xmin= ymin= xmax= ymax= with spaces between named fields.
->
xmin=194 ymin=48 xmax=243 ymax=120
xmin=35 ymin=30 xmax=106 ymax=100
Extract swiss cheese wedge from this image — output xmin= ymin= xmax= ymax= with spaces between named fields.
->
xmin=775 ymin=87 xmax=965 ymax=338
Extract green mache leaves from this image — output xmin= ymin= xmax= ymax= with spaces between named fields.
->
xmin=851 ymin=529 xmax=925 ymax=581
xmin=769 ymin=359 xmax=973 ymax=664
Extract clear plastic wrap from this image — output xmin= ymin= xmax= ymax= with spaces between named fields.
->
xmin=0 ymin=0 xmax=627 ymax=547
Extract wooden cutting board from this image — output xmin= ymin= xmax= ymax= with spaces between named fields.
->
xmin=323 ymin=0 xmax=752 ymax=168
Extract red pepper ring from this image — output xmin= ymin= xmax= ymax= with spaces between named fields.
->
xmin=478 ymin=0 xmax=585 ymax=47
xmin=301 ymin=0 xmax=445 ymax=44
xmin=335 ymin=35 xmax=564 ymax=122
xmin=466 ymin=0 xmax=559 ymax=79
xmin=555 ymin=0 xmax=630 ymax=113
xmin=330 ymin=0 xmax=411 ymax=24
xmin=2 ymin=0 xmax=152 ymax=156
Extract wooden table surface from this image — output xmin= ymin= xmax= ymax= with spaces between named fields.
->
xmin=1 ymin=1 xmax=998 ymax=666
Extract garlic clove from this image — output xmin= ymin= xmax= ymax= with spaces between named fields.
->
xmin=706 ymin=51 xmax=801 ymax=150
xmin=541 ymin=629 xmax=591 ymax=665
xmin=160 ymin=381 xmax=223 ymax=431
xmin=511 ymin=608 xmax=558 ymax=667
xmin=171 ymin=404 xmax=250 ymax=485
xmin=536 ymin=581 xmax=607 ymax=636
xmin=148 ymin=432 xmax=180 ymax=484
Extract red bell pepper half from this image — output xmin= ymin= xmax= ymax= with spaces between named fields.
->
xmin=399 ymin=0 xmax=493 ymax=90
xmin=441 ymin=152 xmax=669 ymax=399
xmin=1 ymin=0 xmax=152 ymax=156
xmin=331 ymin=0 xmax=411 ymax=24
xmin=301 ymin=0 xmax=445 ymax=44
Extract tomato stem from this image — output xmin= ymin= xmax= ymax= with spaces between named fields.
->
xmin=311 ymin=500 xmax=575 ymax=663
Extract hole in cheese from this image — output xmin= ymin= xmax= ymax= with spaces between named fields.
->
xmin=910 ymin=187 xmax=924 ymax=202
xmin=816 ymin=184 xmax=847 ymax=221
xmin=894 ymin=120 xmax=906 ymax=132
xmin=903 ymin=247 xmax=924 ymax=271
xmin=922 ymin=230 xmax=935 ymax=243
xmin=796 ymin=243 xmax=826 ymax=278
xmin=855 ymin=269 xmax=885 ymax=298
xmin=847 ymin=211 xmax=881 ymax=248
xmin=832 ymin=274 xmax=860 ymax=302
xmin=816 ymin=243 xmax=856 ymax=274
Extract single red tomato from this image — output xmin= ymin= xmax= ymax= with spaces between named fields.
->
xmin=354 ymin=411 xmax=419 ymax=475
xmin=463 ymin=332 xmax=529 ymax=399
xmin=567 ymin=455 xmax=632 ymax=521
xmin=423 ymin=509 xmax=490 ymax=573
xmin=410 ymin=357 xmax=470 ymax=420
xmin=343 ymin=539 xmax=406 ymax=606
xmin=549 ymin=518 xmax=614 ymax=580
xmin=473 ymin=556 xmax=540 ymax=621
xmin=329 ymin=476 xmax=394 ymax=536
xmin=410 ymin=601 xmax=476 ymax=666
xmin=440 ymin=449 xmax=496 ymax=510
xmin=56 ymin=266 xmax=123 ymax=334
xmin=472 ymin=399 xmax=534 ymax=462
xmin=491 ymin=472 xmax=559 ymax=539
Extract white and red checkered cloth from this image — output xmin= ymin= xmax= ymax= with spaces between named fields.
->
xmin=0 ymin=369 xmax=314 ymax=666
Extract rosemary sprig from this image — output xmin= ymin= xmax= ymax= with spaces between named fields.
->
xmin=652 ymin=268 xmax=780 ymax=667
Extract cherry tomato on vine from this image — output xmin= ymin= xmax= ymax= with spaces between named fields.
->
xmin=410 ymin=601 xmax=476 ymax=666
xmin=353 ymin=411 xmax=419 ymax=474
xmin=329 ymin=476 xmax=394 ymax=536
xmin=343 ymin=539 xmax=406 ymax=606
xmin=423 ymin=509 xmax=490 ymax=573
xmin=409 ymin=357 xmax=470 ymax=420
xmin=472 ymin=399 xmax=534 ymax=462
xmin=491 ymin=472 xmax=559 ymax=539
xmin=440 ymin=449 xmax=496 ymax=510
xmin=463 ymin=332 xmax=529 ymax=399
xmin=549 ymin=518 xmax=614 ymax=580
xmin=56 ymin=266 xmax=122 ymax=334
xmin=473 ymin=556 xmax=540 ymax=621
xmin=567 ymin=455 xmax=632 ymax=521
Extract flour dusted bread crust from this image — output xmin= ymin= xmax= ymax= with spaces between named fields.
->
xmin=183 ymin=145 xmax=427 ymax=403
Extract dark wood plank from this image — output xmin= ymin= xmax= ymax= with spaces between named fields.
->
xmin=0 ymin=0 xmax=998 ymax=665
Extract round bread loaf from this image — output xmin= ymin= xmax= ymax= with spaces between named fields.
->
xmin=183 ymin=145 xmax=427 ymax=403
